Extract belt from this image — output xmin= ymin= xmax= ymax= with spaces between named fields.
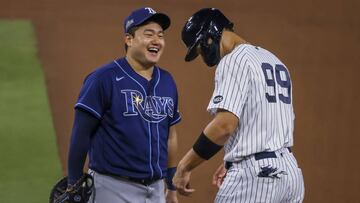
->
xmin=119 ymin=176 xmax=161 ymax=186
xmin=225 ymin=147 xmax=292 ymax=170
xmin=96 ymin=171 xmax=161 ymax=186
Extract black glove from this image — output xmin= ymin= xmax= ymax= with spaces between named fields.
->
xmin=49 ymin=173 xmax=94 ymax=203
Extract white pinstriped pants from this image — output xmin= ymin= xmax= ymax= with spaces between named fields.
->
xmin=215 ymin=148 xmax=304 ymax=203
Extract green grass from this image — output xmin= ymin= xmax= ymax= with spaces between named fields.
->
xmin=0 ymin=20 xmax=61 ymax=203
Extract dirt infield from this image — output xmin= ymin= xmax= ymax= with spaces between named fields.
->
xmin=1 ymin=0 xmax=360 ymax=202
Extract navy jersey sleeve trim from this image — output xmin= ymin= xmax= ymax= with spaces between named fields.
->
xmin=75 ymin=102 xmax=102 ymax=119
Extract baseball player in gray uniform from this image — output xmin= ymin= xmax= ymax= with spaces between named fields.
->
xmin=173 ymin=8 xmax=304 ymax=203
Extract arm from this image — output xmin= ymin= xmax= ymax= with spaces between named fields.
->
xmin=49 ymin=109 xmax=99 ymax=203
xmin=167 ymin=125 xmax=178 ymax=168
xmin=173 ymin=109 xmax=238 ymax=196
xmin=165 ymin=125 xmax=179 ymax=203
xmin=67 ymin=108 xmax=100 ymax=185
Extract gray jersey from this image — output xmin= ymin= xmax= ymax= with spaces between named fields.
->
xmin=207 ymin=44 xmax=294 ymax=163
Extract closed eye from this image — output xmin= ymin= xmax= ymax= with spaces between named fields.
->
xmin=143 ymin=29 xmax=164 ymax=38
xmin=144 ymin=32 xmax=154 ymax=37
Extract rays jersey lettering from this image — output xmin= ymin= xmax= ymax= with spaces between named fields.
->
xmin=121 ymin=89 xmax=174 ymax=122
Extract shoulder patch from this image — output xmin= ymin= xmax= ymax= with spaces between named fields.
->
xmin=213 ymin=95 xmax=223 ymax=104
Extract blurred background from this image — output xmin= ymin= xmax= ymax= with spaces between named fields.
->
xmin=0 ymin=0 xmax=359 ymax=202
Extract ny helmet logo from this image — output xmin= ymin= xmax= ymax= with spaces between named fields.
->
xmin=145 ymin=7 xmax=156 ymax=14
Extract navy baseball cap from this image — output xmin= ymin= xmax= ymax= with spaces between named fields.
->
xmin=124 ymin=7 xmax=171 ymax=33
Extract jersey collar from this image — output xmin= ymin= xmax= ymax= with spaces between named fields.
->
xmin=115 ymin=58 xmax=160 ymax=88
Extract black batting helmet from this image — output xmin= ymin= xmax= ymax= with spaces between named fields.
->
xmin=182 ymin=8 xmax=233 ymax=67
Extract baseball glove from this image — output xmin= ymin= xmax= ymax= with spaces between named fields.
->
xmin=49 ymin=173 xmax=94 ymax=203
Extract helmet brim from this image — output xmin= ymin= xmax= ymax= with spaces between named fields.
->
xmin=184 ymin=42 xmax=200 ymax=61
xmin=184 ymin=32 xmax=205 ymax=62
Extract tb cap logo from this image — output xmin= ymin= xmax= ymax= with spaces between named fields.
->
xmin=145 ymin=7 xmax=156 ymax=14
xmin=125 ymin=7 xmax=157 ymax=31
xmin=124 ymin=7 xmax=171 ymax=33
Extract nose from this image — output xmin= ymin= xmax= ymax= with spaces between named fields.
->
xmin=151 ymin=36 xmax=161 ymax=44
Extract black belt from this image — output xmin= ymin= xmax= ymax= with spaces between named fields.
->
xmin=225 ymin=147 xmax=292 ymax=170
xmin=96 ymin=171 xmax=161 ymax=186
xmin=119 ymin=176 xmax=161 ymax=186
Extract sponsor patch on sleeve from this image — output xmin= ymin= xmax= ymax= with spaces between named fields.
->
xmin=213 ymin=95 xmax=223 ymax=104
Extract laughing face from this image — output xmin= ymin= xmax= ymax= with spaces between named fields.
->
xmin=125 ymin=22 xmax=165 ymax=68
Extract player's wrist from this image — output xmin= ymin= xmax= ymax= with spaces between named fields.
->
xmin=165 ymin=167 xmax=177 ymax=191
xmin=68 ymin=173 xmax=83 ymax=185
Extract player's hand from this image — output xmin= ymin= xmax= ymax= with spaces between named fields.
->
xmin=173 ymin=169 xmax=195 ymax=196
xmin=165 ymin=189 xmax=178 ymax=203
xmin=212 ymin=163 xmax=227 ymax=188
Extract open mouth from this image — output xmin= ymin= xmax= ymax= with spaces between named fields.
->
xmin=148 ymin=47 xmax=159 ymax=54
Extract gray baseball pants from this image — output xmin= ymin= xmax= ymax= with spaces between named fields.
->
xmin=88 ymin=170 xmax=165 ymax=203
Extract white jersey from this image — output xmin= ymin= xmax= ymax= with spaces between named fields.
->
xmin=207 ymin=44 xmax=294 ymax=162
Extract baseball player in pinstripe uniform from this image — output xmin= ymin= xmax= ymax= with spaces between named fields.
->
xmin=64 ymin=7 xmax=181 ymax=203
xmin=173 ymin=8 xmax=304 ymax=202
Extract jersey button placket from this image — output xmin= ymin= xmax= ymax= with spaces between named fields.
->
xmin=148 ymin=84 xmax=158 ymax=180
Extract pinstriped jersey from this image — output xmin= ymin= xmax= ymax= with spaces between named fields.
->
xmin=207 ymin=44 xmax=294 ymax=162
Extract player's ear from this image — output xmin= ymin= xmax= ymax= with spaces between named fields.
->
xmin=125 ymin=34 xmax=133 ymax=47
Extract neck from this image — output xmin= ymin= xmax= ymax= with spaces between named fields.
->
xmin=125 ymin=55 xmax=154 ymax=80
xmin=220 ymin=31 xmax=248 ymax=58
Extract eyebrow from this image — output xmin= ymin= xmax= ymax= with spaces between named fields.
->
xmin=143 ymin=29 xmax=164 ymax=34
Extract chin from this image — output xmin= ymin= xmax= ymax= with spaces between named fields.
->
xmin=142 ymin=59 xmax=157 ymax=67
xmin=146 ymin=56 xmax=161 ymax=65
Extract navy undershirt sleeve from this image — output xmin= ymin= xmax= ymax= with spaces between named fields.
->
xmin=67 ymin=108 xmax=100 ymax=185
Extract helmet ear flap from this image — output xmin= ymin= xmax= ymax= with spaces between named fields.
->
xmin=200 ymin=37 xmax=222 ymax=67
xmin=201 ymin=35 xmax=215 ymax=48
